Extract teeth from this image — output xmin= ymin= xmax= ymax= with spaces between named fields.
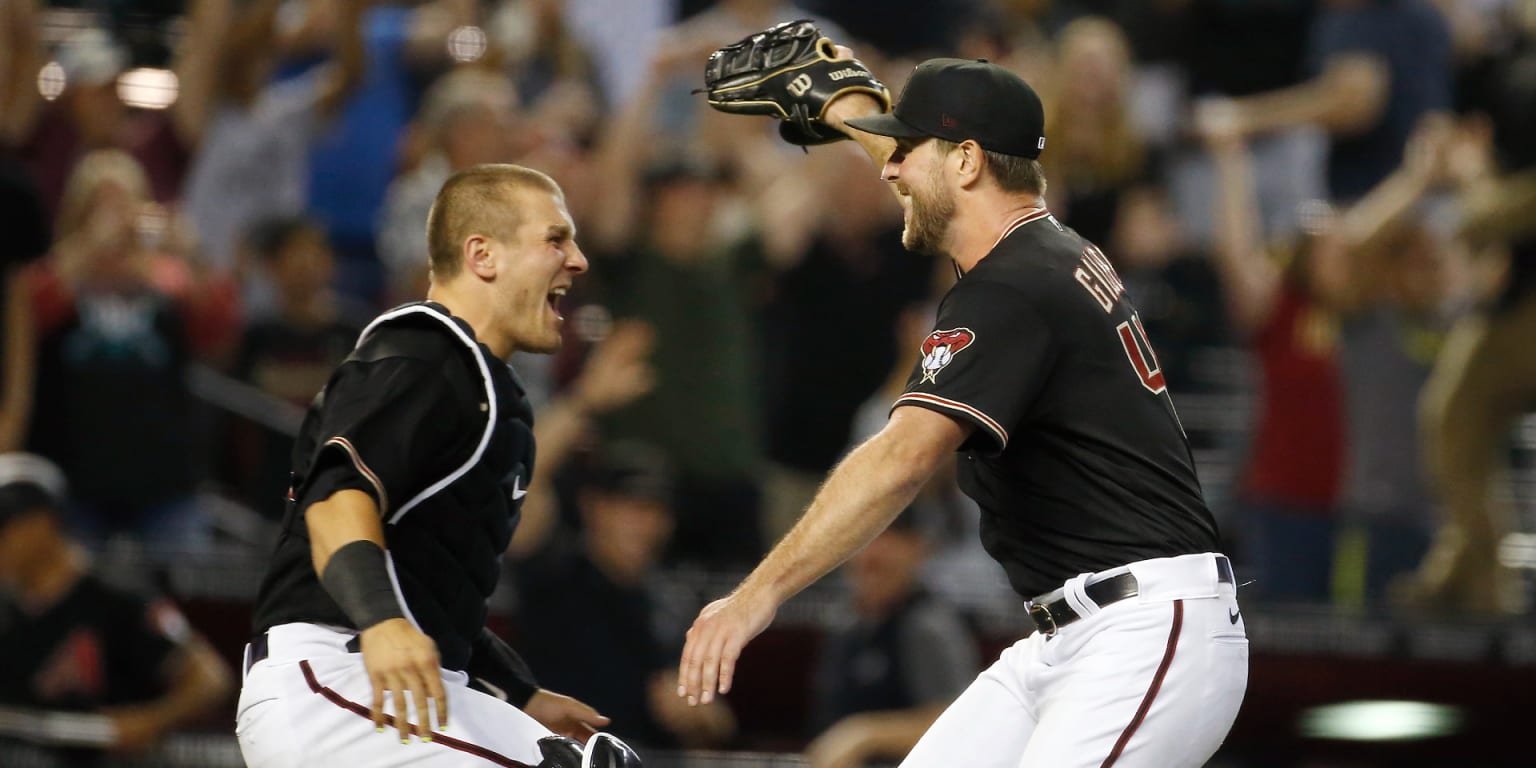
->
xmin=550 ymin=288 xmax=567 ymax=297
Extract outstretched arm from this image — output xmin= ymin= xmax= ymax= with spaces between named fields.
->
xmin=1220 ymin=53 xmax=1389 ymax=139
xmin=306 ymin=488 xmax=446 ymax=742
xmin=676 ymin=406 xmax=968 ymax=705
xmin=1198 ymin=107 xmax=1280 ymax=336
xmin=0 ymin=0 xmax=42 ymax=145
xmin=170 ymin=0 xmax=232 ymax=146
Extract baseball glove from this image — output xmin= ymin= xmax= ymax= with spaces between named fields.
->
xmin=701 ymin=19 xmax=890 ymax=146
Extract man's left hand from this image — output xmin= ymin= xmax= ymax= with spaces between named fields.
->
xmin=524 ymin=689 xmax=610 ymax=740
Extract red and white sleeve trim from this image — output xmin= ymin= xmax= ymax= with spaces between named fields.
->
xmin=893 ymin=392 xmax=1009 ymax=449
xmin=322 ymin=436 xmax=389 ymax=517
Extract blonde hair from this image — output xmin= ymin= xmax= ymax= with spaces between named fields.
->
xmin=55 ymin=149 xmax=151 ymax=239
xmin=419 ymin=67 xmax=518 ymax=143
xmin=426 ymin=164 xmax=562 ymax=277
xmin=1040 ymin=17 xmax=1144 ymax=189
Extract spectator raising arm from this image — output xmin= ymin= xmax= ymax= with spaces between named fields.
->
xmin=586 ymin=55 xmax=679 ymax=255
xmin=1336 ymin=114 xmax=1452 ymax=260
xmin=0 ymin=0 xmax=42 ymax=147
xmin=170 ymin=0 xmax=234 ymax=147
xmin=1197 ymin=102 xmax=1281 ymax=335
xmin=1217 ymin=53 xmax=1389 ymax=140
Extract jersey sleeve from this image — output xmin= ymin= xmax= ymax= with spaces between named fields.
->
xmin=466 ymin=627 xmax=540 ymax=707
xmin=892 ymin=278 xmax=1054 ymax=454
xmin=302 ymin=355 xmax=468 ymax=519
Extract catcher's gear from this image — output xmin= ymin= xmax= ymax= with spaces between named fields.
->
xmin=534 ymin=733 xmax=644 ymax=768
xmin=583 ymin=732 xmax=643 ymax=768
xmin=702 ymin=19 xmax=890 ymax=146
xmin=537 ymin=736 xmax=585 ymax=768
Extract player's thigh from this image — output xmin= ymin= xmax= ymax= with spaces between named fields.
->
xmin=420 ymin=678 xmax=555 ymax=766
xmin=236 ymin=673 xmax=304 ymax=768
xmin=236 ymin=659 xmax=327 ymax=768
xmin=241 ymin=655 xmax=554 ymax=767
xmin=1020 ymin=598 xmax=1247 ymax=768
xmin=900 ymin=643 xmax=1039 ymax=768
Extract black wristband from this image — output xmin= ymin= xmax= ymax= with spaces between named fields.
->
xmin=320 ymin=540 xmax=407 ymax=630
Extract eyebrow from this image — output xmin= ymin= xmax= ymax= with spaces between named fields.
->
xmin=547 ymin=224 xmax=574 ymax=240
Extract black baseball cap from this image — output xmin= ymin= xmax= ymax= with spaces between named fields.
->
xmin=585 ymin=443 xmax=674 ymax=507
xmin=845 ymin=58 xmax=1047 ymax=159
xmin=0 ymin=453 xmax=67 ymax=529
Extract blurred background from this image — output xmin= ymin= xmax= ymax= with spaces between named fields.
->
xmin=1 ymin=0 xmax=1535 ymax=765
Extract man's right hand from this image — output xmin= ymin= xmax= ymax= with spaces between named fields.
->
xmin=359 ymin=618 xmax=447 ymax=741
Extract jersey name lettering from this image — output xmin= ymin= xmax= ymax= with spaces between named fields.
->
xmin=1073 ymin=244 xmax=1125 ymax=314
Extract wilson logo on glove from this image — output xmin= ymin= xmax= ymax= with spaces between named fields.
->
xmin=700 ymin=19 xmax=892 ymax=147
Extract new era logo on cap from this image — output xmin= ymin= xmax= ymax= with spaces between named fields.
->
xmin=843 ymin=58 xmax=1047 ymax=159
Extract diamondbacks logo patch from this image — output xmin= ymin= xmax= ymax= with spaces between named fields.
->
xmin=920 ymin=328 xmax=975 ymax=383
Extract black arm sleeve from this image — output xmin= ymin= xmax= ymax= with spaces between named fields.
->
xmin=320 ymin=540 xmax=407 ymax=630
xmin=466 ymin=628 xmax=540 ymax=708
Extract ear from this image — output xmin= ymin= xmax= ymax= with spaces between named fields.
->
xmin=463 ymin=234 xmax=497 ymax=279
xmin=954 ymin=140 xmax=985 ymax=189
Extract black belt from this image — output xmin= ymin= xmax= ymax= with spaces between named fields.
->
xmin=1027 ymin=555 xmax=1235 ymax=636
xmin=245 ymin=631 xmax=362 ymax=674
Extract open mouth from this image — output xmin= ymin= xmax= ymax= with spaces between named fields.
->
xmin=546 ymin=287 xmax=567 ymax=318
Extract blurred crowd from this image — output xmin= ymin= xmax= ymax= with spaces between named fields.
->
xmin=2 ymin=0 xmax=1536 ymax=762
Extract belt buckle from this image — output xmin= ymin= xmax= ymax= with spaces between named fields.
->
xmin=1027 ymin=601 xmax=1057 ymax=636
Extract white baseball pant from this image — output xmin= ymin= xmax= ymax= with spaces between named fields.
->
xmin=900 ymin=552 xmax=1248 ymax=768
xmin=236 ymin=623 xmax=554 ymax=767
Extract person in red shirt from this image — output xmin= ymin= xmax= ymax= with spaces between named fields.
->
xmin=25 ymin=150 xmax=241 ymax=557
xmin=1201 ymin=105 xmax=1455 ymax=603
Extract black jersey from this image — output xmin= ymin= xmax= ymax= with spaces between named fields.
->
xmin=0 ymin=574 xmax=184 ymax=710
xmin=893 ymin=211 xmax=1217 ymax=598
xmin=251 ymin=302 xmax=534 ymax=672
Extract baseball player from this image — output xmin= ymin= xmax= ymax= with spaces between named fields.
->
xmin=680 ymin=24 xmax=1247 ymax=767
xmin=237 ymin=164 xmax=641 ymax=768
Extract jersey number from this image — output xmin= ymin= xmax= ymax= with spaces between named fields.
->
xmin=1116 ymin=314 xmax=1166 ymax=395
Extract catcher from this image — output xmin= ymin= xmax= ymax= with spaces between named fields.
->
xmin=681 ymin=21 xmax=1247 ymax=768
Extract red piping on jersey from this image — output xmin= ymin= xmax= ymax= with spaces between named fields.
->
xmin=894 ymin=392 xmax=1009 ymax=448
xmin=323 ymin=437 xmax=389 ymax=517
xmin=1100 ymin=600 xmax=1184 ymax=767
xmin=992 ymin=208 xmax=1052 ymax=250
xmin=298 ymin=660 xmax=536 ymax=767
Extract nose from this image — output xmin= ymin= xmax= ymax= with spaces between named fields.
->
xmin=567 ymin=241 xmax=589 ymax=274
xmin=880 ymin=157 xmax=900 ymax=183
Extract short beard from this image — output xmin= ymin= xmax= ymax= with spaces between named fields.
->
xmin=901 ymin=167 xmax=955 ymax=257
